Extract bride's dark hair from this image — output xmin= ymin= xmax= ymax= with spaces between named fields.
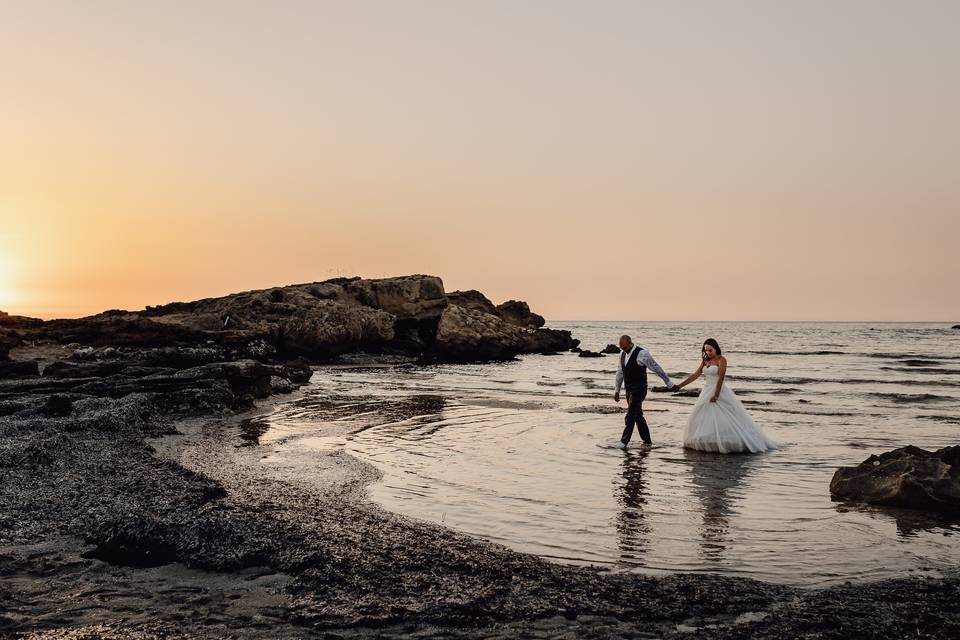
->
xmin=702 ymin=338 xmax=722 ymax=361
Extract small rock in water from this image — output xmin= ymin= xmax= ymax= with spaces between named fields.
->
xmin=830 ymin=445 xmax=960 ymax=512
xmin=578 ymin=350 xmax=604 ymax=358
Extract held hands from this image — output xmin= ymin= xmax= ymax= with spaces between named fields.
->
xmin=710 ymin=395 xmax=719 ymax=403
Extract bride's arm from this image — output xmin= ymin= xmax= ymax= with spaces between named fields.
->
xmin=711 ymin=357 xmax=728 ymax=401
xmin=675 ymin=361 xmax=705 ymax=390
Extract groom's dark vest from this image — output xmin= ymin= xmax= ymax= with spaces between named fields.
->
xmin=622 ymin=346 xmax=648 ymax=393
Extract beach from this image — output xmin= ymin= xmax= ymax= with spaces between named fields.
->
xmin=2 ymin=316 xmax=959 ymax=638
xmin=0 ymin=288 xmax=960 ymax=639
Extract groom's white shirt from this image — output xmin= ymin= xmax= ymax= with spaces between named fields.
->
xmin=615 ymin=345 xmax=673 ymax=393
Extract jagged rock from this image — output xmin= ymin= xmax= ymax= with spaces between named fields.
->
xmin=447 ymin=290 xmax=498 ymax=315
xmin=520 ymin=328 xmax=580 ymax=354
xmin=430 ymin=306 xmax=578 ymax=362
xmin=0 ymin=361 xmax=39 ymax=378
xmin=342 ymin=275 xmax=447 ymax=320
xmin=600 ymin=344 xmax=621 ymax=354
xmin=42 ymin=395 xmax=74 ymax=417
xmin=278 ymin=358 xmax=313 ymax=384
xmin=71 ymin=346 xmax=97 ymax=360
xmin=830 ymin=445 xmax=960 ymax=513
xmin=953 ymin=324 xmax=960 ymax=330
xmin=38 ymin=315 xmax=208 ymax=348
xmin=15 ymin=275 xmax=576 ymax=364
xmin=578 ymin=350 xmax=604 ymax=358
xmin=431 ymin=306 xmax=525 ymax=362
xmin=496 ymin=300 xmax=546 ymax=328
xmin=0 ymin=328 xmax=21 ymax=361
xmin=173 ymin=360 xmax=274 ymax=400
xmin=270 ymin=376 xmax=295 ymax=394
xmin=43 ymin=360 xmax=128 ymax=378
xmin=0 ymin=313 xmax=43 ymax=330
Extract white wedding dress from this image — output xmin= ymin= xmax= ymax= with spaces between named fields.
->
xmin=683 ymin=364 xmax=780 ymax=454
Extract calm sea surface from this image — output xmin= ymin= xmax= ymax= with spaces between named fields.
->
xmin=244 ymin=322 xmax=960 ymax=586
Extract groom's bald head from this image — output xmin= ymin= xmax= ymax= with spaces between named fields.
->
xmin=618 ymin=335 xmax=632 ymax=350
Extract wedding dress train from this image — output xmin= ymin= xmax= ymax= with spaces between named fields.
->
xmin=682 ymin=365 xmax=780 ymax=454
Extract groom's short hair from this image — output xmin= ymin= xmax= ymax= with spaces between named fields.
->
xmin=620 ymin=334 xmax=631 ymax=343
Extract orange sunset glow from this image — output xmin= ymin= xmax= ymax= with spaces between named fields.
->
xmin=1 ymin=1 xmax=957 ymax=321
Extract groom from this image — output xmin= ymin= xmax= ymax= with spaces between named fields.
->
xmin=612 ymin=335 xmax=677 ymax=449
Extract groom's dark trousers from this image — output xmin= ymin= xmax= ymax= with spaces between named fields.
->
xmin=622 ymin=387 xmax=651 ymax=445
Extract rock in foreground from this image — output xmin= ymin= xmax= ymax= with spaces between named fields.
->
xmin=830 ymin=445 xmax=960 ymax=513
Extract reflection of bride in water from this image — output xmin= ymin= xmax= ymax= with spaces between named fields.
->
xmin=685 ymin=450 xmax=757 ymax=560
xmin=613 ymin=449 xmax=757 ymax=566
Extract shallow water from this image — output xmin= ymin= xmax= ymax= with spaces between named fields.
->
xmin=246 ymin=322 xmax=960 ymax=587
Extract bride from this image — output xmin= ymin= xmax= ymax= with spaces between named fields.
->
xmin=674 ymin=339 xmax=780 ymax=454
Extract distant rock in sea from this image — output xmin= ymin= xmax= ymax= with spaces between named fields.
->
xmin=952 ymin=324 xmax=960 ymax=329
xmin=578 ymin=350 xmax=604 ymax=358
xmin=600 ymin=344 xmax=620 ymax=354
xmin=5 ymin=275 xmax=578 ymax=364
xmin=830 ymin=445 xmax=960 ymax=513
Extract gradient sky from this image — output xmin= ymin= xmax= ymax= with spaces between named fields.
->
xmin=1 ymin=1 xmax=957 ymax=320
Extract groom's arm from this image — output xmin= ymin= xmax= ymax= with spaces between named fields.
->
xmin=639 ymin=350 xmax=673 ymax=388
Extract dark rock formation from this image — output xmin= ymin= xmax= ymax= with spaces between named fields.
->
xmin=578 ymin=350 xmax=604 ymax=358
xmin=0 ymin=313 xmax=42 ymax=361
xmin=16 ymin=275 xmax=576 ymax=364
xmin=830 ymin=445 xmax=960 ymax=513
xmin=496 ymin=300 xmax=546 ymax=328
xmin=601 ymin=344 xmax=621 ymax=354
xmin=446 ymin=290 xmax=498 ymax=315
xmin=14 ymin=275 xmax=576 ymax=364
xmin=0 ymin=360 xmax=39 ymax=378
xmin=0 ymin=330 xmax=18 ymax=361
xmin=953 ymin=324 xmax=960 ymax=330
xmin=429 ymin=304 xmax=578 ymax=362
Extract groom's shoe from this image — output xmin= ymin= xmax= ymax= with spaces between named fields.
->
xmin=610 ymin=441 xmax=627 ymax=449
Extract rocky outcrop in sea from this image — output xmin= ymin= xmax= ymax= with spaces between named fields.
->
xmin=0 ymin=275 xmax=577 ymax=365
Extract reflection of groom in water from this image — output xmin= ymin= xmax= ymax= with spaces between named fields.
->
xmin=612 ymin=335 xmax=677 ymax=448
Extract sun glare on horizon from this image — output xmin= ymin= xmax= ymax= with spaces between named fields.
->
xmin=0 ymin=253 xmax=17 ymax=310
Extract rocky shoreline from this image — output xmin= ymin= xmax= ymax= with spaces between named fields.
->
xmin=2 ymin=278 xmax=959 ymax=638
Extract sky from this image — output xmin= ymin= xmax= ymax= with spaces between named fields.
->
xmin=1 ymin=0 xmax=957 ymax=321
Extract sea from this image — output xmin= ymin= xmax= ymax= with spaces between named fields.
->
xmin=241 ymin=322 xmax=960 ymax=587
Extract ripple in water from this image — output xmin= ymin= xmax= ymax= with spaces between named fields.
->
xmin=249 ymin=322 xmax=960 ymax=587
